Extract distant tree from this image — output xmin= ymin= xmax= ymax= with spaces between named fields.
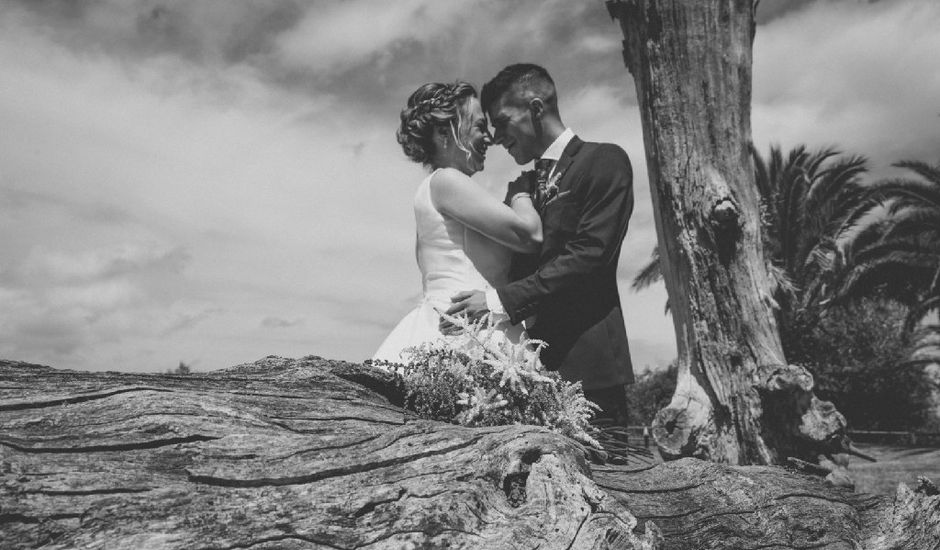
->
xmin=625 ymin=362 xmax=677 ymax=426
xmin=168 ymin=361 xmax=192 ymax=375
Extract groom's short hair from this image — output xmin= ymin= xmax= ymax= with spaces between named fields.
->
xmin=481 ymin=63 xmax=558 ymax=115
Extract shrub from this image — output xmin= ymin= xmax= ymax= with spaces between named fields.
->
xmin=785 ymin=297 xmax=939 ymax=430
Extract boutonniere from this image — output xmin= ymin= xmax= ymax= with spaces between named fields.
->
xmin=541 ymin=171 xmax=564 ymax=203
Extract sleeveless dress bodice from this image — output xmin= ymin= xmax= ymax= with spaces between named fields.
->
xmin=413 ymin=172 xmax=511 ymax=306
xmin=373 ymin=170 xmax=522 ymax=363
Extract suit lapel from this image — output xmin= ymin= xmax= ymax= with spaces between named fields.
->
xmin=552 ymin=136 xmax=583 ymax=191
xmin=533 ymin=136 xmax=584 ymax=211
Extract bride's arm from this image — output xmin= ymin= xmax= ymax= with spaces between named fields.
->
xmin=430 ymin=168 xmax=542 ymax=253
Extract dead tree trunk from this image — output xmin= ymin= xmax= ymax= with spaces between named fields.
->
xmin=3 ymin=358 xmax=939 ymax=549
xmin=606 ymin=0 xmax=849 ymax=465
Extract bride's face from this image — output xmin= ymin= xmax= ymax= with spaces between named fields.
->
xmin=452 ymin=97 xmax=490 ymax=175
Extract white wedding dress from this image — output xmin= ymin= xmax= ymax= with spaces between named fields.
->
xmin=373 ymin=169 xmax=525 ymax=363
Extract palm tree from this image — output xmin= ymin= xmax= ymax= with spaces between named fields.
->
xmin=755 ymin=145 xmax=869 ymax=310
xmin=835 ymin=160 xmax=940 ymax=366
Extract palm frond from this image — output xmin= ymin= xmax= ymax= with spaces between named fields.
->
xmin=880 ymin=207 xmax=940 ymax=243
xmin=834 ymin=193 xmax=887 ymax=243
xmin=631 ymin=247 xmax=663 ymax=291
xmin=841 ymin=214 xmax=898 ymax=261
xmin=832 ymin=244 xmax=940 ymax=303
xmin=893 ymin=159 xmax=940 ymax=186
xmin=904 ymin=294 xmax=940 ymax=334
xmin=781 ymin=167 xmax=810 ymax=271
xmin=766 ymin=261 xmax=798 ymax=306
xmin=805 ymin=154 xmax=867 ymax=209
xmin=865 ymin=177 xmax=940 ymax=211
xmin=901 ymin=323 xmax=940 ymax=368
xmin=804 ymin=147 xmax=840 ymax=175
xmin=802 ymin=238 xmax=843 ymax=275
xmin=751 ymin=143 xmax=773 ymax=201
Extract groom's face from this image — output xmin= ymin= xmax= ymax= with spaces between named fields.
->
xmin=487 ymin=89 xmax=540 ymax=165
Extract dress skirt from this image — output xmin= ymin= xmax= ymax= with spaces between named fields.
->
xmin=372 ymin=296 xmax=524 ymax=364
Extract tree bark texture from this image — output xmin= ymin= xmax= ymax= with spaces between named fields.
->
xmin=0 ymin=358 xmax=659 ymax=550
xmin=3 ymin=358 xmax=939 ymax=549
xmin=606 ymin=0 xmax=847 ymax=465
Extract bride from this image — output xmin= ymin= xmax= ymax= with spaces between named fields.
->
xmin=373 ymin=81 xmax=542 ymax=363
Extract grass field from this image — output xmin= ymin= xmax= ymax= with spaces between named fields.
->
xmin=849 ymin=443 xmax=940 ymax=495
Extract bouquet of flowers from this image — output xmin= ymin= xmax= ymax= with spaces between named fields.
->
xmin=376 ymin=313 xmax=601 ymax=449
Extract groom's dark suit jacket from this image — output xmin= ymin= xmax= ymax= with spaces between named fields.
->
xmin=498 ymin=136 xmax=635 ymax=390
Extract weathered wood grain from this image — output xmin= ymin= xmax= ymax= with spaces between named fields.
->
xmin=0 ymin=358 xmax=659 ymax=549
xmin=3 ymin=357 xmax=938 ymax=549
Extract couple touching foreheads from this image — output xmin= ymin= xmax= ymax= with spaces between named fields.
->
xmin=374 ymin=63 xmax=636 ymax=425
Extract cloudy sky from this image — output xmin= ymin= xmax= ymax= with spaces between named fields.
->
xmin=1 ymin=0 xmax=937 ymax=373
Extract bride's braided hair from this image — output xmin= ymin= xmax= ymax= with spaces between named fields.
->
xmin=397 ymin=81 xmax=477 ymax=167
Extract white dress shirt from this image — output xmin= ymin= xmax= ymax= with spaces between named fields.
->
xmin=485 ymin=128 xmax=575 ymax=317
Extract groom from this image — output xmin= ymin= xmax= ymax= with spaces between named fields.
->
xmin=446 ymin=63 xmax=636 ymax=424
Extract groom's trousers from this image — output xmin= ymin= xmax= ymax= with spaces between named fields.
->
xmin=584 ymin=383 xmax=630 ymax=427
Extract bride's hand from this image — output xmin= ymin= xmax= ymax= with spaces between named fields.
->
xmin=505 ymin=171 xmax=536 ymax=204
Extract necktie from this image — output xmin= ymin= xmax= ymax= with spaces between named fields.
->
xmin=534 ymin=158 xmax=554 ymax=210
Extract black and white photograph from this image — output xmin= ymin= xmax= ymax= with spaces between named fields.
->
xmin=2 ymin=1 xmax=939 ymax=548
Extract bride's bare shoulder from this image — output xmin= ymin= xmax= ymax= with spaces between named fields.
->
xmin=428 ymin=168 xmax=477 ymax=208
xmin=429 ymin=167 xmax=471 ymax=188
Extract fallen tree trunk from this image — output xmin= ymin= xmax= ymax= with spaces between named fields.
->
xmin=2 ymin=357 xmax=938 ymax=549
xmin=0 ymin=357 xmax=659 ymax=550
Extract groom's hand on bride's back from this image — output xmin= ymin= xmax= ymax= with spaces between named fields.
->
xmin=439 ymin=290 xmax=489 ymax=334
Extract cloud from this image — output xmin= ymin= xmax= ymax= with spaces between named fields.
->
xmin=0 ymin=186 xmax=135 ymax=226
xmin=0 ymin=242 xmax=194 ymax=365
xmin=756 ymin=0 xmax=892 ymax=24
xmin=1 ymin=0 xmax=636 ymax=112
xmin=752 ymin=0 xmax=940 ymax=171
xmin=0 ymin=4 xmax=421 ymax=370
xmin=5 ymin=0 xmax=302 ymax=66
xmin=162 ymin=308 xmax=220 ymax=336
xmin=260 ymin=316 xmax=304 ymax=329
xmin=276 ymin=0 xmax=470 ymax=75
xmin=755 ymin=0 xmax=818 ymax=23
xmin=13 ymin=244 xmax=188 ymax=285
xmin=1 ymin=0 xmax=934 ymax=375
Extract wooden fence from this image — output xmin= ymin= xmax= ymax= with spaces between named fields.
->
xmin=846 ymin=430 xmax=940 ymax=447
xmin=619 ymin=427 xmax=940 ymax=448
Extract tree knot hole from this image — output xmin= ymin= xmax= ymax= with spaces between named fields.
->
xmin=710 ymin=198 xmax=739 ymax=227
xmin=520 ymin=448 xmax=541 ymax=465
xmin=653 ymin=407 xmax=696 ymax=459
xmin=502 ymin=471 xmax=529 ymax=508
xmin=502 ymin=448 xmax=542 ymax=507
xmin=709 ymin=197 xmax=742 ymax=263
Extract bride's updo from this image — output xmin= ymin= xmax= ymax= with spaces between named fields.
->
xmin=397 ymin=81 xmax=477 ymax=167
